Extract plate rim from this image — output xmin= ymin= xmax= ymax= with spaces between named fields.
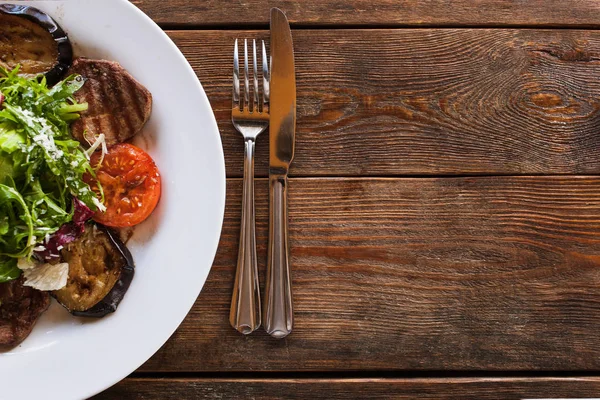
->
xmin=0 ymin=0 xmax=226 ymax=398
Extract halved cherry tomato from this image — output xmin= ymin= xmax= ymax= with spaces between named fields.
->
xmin=85 ymin=143 xmax=161 ymax=228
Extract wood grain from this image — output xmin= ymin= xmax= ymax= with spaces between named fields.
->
xmin=132 ymin=0 xmax=600 ymax=28
xmin=138 ymin=177 xmax=600 ymax=372
xmin=168 ymin=29 xmax=600 ymax=177
xmin=95 ymin=377 xmax=600 ymax=399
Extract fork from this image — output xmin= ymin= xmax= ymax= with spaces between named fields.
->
xmin=230 ymin=38 xmax=270 ymax=335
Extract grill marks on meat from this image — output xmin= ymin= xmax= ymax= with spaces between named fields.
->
xmin=0 ymin=60 xmax=151 ymax=350
xmin=69 ymin=58 xmax=152 ymax=146
xmin=0 ymin=278 xmax=50 ymax=350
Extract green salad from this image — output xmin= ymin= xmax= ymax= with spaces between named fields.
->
xmin=0 ymin=66 xmax=102 ymax=282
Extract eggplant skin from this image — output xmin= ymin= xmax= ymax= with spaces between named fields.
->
xmin=53 ymin=224 xmax=135 ymax=318
xmin=0 ymin=4 xmax=72 ymax=86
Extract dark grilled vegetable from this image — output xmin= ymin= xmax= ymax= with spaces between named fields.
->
xmin=68 ymin=58 xmax=153 ymax=147
xmin=0 ymin=4 xmax=73 ymax=86
xmin=0 ymin=277 xmax=50 ymax=350
xmin=53 ymin=223 xmax=135 ymax=318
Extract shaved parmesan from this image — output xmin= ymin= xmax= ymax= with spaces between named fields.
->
xmin=101 ymin=139 xmax=108 ymax=159
xmin=93 ymin=197 xmax=107 ymax=212
xmin=85 ymin=133 xmax=106 ymax=158
xmin=16 ymin=107 xmax=65 ymax=161
xmin=23 ymin=262 xmax=69 ymax=291
xmin=27 ymin=235 xmax=37 ymax=247
xmin=17 ymin=257 xmax=38 ymax=271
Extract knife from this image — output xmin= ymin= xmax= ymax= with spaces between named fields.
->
xmin=264 ymin=7 xmax=296 ymax=339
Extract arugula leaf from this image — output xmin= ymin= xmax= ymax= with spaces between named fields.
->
xmin=0 ymin=66 xmax=103 ymax=280
xmin=0 ymin=257 xmax=20 ymax=283
xmin=0 ymin=153 xmax=14 ymax=182
xmin=0 ymin=183 xmax=33 ymax=258
xmin=0 ymin=122 xmax=25 ymax=153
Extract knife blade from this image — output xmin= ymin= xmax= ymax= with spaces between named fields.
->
xmin=264 ymin=7 xmax=296 ymax=339
xmin=269 ymin=8 xmax=296 ymax=173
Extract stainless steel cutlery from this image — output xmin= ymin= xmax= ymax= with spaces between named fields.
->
xmin=263 ymin=8 xmax=296 ymax=339
xmin=230 ymin=38 xmax=270 ymax=335
xmin=230 ymin=8 xmax=296 ymax=339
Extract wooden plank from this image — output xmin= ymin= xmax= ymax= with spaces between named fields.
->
xmin=139 ymin=177 xmax=600 ymax=372
xmin=132 ymin=0 xmax=600 ymax=28
xmin=94 ymin=377 xmax=600 ymax=399
xmin=169 ymin=29 xmax=600 ymax=177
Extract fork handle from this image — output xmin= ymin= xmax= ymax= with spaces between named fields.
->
xmin=264 ymin=174 xmax=293 ymax=339
xmin=230 ymin=138 xmax=261 ymax=334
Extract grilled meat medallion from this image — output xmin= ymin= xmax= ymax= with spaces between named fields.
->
xmin=0 ymin=278 xmax=50 ymax=350
xmin=69 ymin=58 xmax=152 ymax=146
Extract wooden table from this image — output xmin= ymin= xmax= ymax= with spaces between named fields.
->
xmin=95 ymin=1 xmax=600 ymax=398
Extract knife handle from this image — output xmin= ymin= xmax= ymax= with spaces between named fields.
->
xmin=264 ymin=175 xmax=293 ymax=338
xmin=230 ymin=138 xmax=261 ymax=335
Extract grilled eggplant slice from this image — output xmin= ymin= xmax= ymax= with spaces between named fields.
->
xmin=0 ymin=277 xmax=50 ymax=350
xmin=53 ymin=223 xmax=135 ymax=318
xmin=0 ymin=4 xmax=72 ymax=85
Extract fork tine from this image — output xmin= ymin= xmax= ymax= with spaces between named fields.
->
xmin=233 ymin=39 xmax=240 ymax=109
xmin=243 ymin=39 xmax=250 ymax=111
xmin=262 ymin=40 xmax=270 ymax=111
xmin=252 ymin=39 xmax=259 ymax=112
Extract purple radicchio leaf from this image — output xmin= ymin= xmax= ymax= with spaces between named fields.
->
xmin=35 ymin=198 xmax=94 ymax=261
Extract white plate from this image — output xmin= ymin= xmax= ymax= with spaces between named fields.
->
xmin=0 ymin=1 xmax=226 ymax=399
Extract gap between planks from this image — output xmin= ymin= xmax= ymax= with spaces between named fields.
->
xmin=128 ymin=371 xmax=600 ymax=380
xmin=160 ymin=24 xmax=600 ymax=31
